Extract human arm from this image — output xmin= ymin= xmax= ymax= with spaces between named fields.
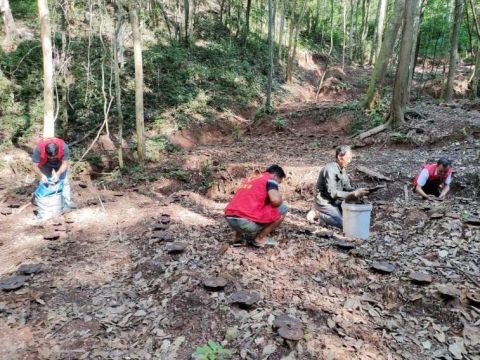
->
xmin=267 ymin=179 xmax=283 ymax=207
xmin=51 ymin=143 xmax=70 ymax=182
xmin=32 ymin=147 xmax=48 ymax=183
xmin=414 ymin=169 xmax=436 ymax=200
xmin=438 ymin=174 xmax=452 ymax=200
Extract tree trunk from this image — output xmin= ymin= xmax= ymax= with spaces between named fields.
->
xmin=369 ymin=0 xmax=387 ymax=65
xmin=58 ymin=0 xmax=70 ymax=138
xmin=285 ymin=0 xmax=298 ymax=82
xmin=277 ymin=0 xmax=286 ymax=60
xmin=287 ymin=0 xmax=307 ymax=82
xmin=38 ymin=0 xmax=55 ymax=138
xmin=444 ymin=0 xmax=464 ymax=102
xmin=348 ymin=0 xmax=354 ymax=63
xmin=184 ymin=0 xmax=190 ymax=45
xmin=342 ymin=0 xmax=346 ymax=68
xmin=468 ymin=0 xmax=480 ymax=97
xmin=406 ymin=0 xmax=423 ymax=97
xmin=0 ymin=0 xmax=18 ymax=44
xmin=389 ymin=0 xmax=418 ymax=126
xmin=465 ymin=2 xmax=473 ymax=56
xmin=329 ymin=0 xmax=334 ymax=53
xmin=243 ymin=0 xmax=252 ymax=46
xmin=114 ymin=0 xmax=125 ymax=168
xmin=363 ymin=0 xmax=405 ymax=109
xmin=129 ymin=2 xmax=145 ymax=162
xmin=266 ymin=0 xmax=274 ymax=111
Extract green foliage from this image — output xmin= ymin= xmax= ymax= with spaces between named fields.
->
xmin=146 ymin=136 xmax=181 ymax=161
xmin=273 ymin=116 xmax=287 ymax=130
xmin=199 ymin=159 xmax=214 ymax=191
xmin=10 ymin=0 xmax=37 ymax=18
xmin=193 ymin=341 xmax=232 ymax=360
xmin=165 ymin=168 xmax=189 ymax=182
xmin=308 ymin=140 xmax=321 ymax=149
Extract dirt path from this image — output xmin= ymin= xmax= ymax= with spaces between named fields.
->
xmin=1 ymin=102 xmax=480 ymax=360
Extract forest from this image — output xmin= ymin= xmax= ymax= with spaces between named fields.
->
xmin=0 ymin=0 xmax=479 ymax=359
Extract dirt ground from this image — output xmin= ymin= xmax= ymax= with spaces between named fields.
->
xmin=1 ymin=67 xmax=480 ymax=360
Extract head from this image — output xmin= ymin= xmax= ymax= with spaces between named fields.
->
xmin=436 ymin=157 xmax=451 ymax=177
xmin=266 ymin=164 xmax=286 ymax=183
xmin=45 ymin=142 xmax=59 ymax=160
xmin=335 ymin=145 xmax=352 ymax=168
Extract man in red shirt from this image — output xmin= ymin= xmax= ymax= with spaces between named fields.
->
xmin=224 ymin=165 xmax=288 ymax=248
xmin=413 ymin=157 xmax=452 ymax=201
xmin=32 ymin=137 xmax=75 ymax=211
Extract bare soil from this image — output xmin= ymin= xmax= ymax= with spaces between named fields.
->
xmin=1 ymin=67 xmax=480 ymax=360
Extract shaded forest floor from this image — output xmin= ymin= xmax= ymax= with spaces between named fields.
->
xmin=1 ymin=65 xmax=480 ymax=360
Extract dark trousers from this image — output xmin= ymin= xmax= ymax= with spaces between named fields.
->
xmin=316 ymin=202 xmax=343 ymax=229
xmin=420 ymin=179 xmax=442 ymax=197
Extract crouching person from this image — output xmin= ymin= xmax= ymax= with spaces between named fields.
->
xmin=224 ymin=165 xmax=288 ymax=248
xmin=413 ymin=157 xmax=452 ymax=201
xmin=308 ymin=145 xmax=368 ymax=229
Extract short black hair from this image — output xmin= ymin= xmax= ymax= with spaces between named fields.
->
xmin=266 ymin=164 xmax=286 ymax=179
xmin=437 ymin=157 xmax=451 ymax=168
xmin=45 ymin=142 xmax=59 ymax=157
xmin=335 ymin=145 xmax=352 ymax=158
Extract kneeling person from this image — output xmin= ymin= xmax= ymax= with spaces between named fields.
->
xmin=413 ymin=157 xmax=452 ymax=200
xmin=309 ymin=145 xmax=368 ymax=229
xmin=224 ymin=165 xmax=288 ymax=247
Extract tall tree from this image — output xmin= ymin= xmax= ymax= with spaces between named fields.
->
xmin=129 ymin=1 xmax=145 ymax=161
xmin=265 ymin=0 xmax=274 ymax=111
xmin=38 ymin=0 xmax=55 ymax=138
xmin=114 ymin=0 xmax=125 ymax=168
xmin=444 ymin=0 xmax=464 ymax=102
xmin=363 ymin=0 xmax=405 ymax=109
xmin=469 ymin=0 xmax=480 ymax=97
xmin=0 ymin=0 xmax=18 ymax=44
xmin=369 ymin=0 xmax=387 ymax=65
xmin=389 ymin=0 xmax=419 ymax=126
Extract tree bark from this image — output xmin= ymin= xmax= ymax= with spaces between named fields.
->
xmin=468 ymin=0 xmax=480 ymax=97
xmin=389 ymin=0 xmax=418 ymax=126
xmin=406 ymin=0 xmax=423 ymax=98
xmin=129 ymin=1 xmax=145 ymax=162
xmin=369 ymin=0 xmax=387 ymax=65
xmin=242 ymin=0 xmax=252 ymax=46
xmin=285 ymin=0 xmax=297 ymax=82
xmin=114 ymin=0 xmax=125 ymax=168
xmin=38 ymin=0 xmax=55 ymax=138
xmin=363 ymin=0 xmax=405 ymax=109
xmin=0 ymin=0 xmax=18 ymax=44
xmin=266 ymin=0 xmax=274 ymax=111
xmin=444 ymin=0 xmax=464 ymax=102
xmin=277 ymin=0 xmax=286 ymax=60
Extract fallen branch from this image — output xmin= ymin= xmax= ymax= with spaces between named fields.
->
xmin=356 ymin=165 xmax=393 ymax=182
xmin=357 ymin=123 xmax=389 ymax=140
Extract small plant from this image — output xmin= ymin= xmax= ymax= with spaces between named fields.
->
xmin=273 ymin=116 xmax=286 ymax=130
xmin=166 ymin=168 xmax=188 ymax=182
xmin=199 ymin=160 xmax=214 ymax=191
xmin=308 ymin=140 xmax=321 ymax=149
xmin=193 ymin=341 xmax=232 ymax=360
xmin=231 ymin=124 xmax=242 ymax=141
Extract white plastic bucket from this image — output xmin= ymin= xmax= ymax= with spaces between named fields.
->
xmin=341 ymin=201 xmax=373 ymax=239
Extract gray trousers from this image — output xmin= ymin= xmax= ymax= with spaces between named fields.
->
xmin=316 ymin=202 xmax=342 ymax=229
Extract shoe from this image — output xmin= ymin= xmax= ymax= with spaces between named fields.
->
xmin=306 ymin=209 xmax=318 ymax=223
xmin=251 ymin=237 xmax=278 ymax=248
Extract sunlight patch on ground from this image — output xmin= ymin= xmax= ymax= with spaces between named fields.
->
xmin=0 ymin=233 xmax=44 ymax=276
xmin=168 ymin=204 xmax=218 ymax=226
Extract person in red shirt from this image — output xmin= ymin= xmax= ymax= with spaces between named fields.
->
xmin=32 ymin=138 xmax=75 ymax=211
xmin=413 ymin=157 xmax=452 ymax=201
xmin=224 ymin=165 xmax=288 ymax=248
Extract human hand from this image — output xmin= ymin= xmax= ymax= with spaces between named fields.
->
xmin=40 ymin=174 xmax=48 ymax=183
xmin=353 ymin=188 xmax=370 ymax=198
xmin=425 ymin=194 xmax=437 ymax=201
xmin=51 ymin=170 xmax=59 ymax=183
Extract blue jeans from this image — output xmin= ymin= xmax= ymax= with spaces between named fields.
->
xmin=225 ymin=203 xmax=289 ymax=235
xmin=316 ymin=202 xmax=342 ymax=229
